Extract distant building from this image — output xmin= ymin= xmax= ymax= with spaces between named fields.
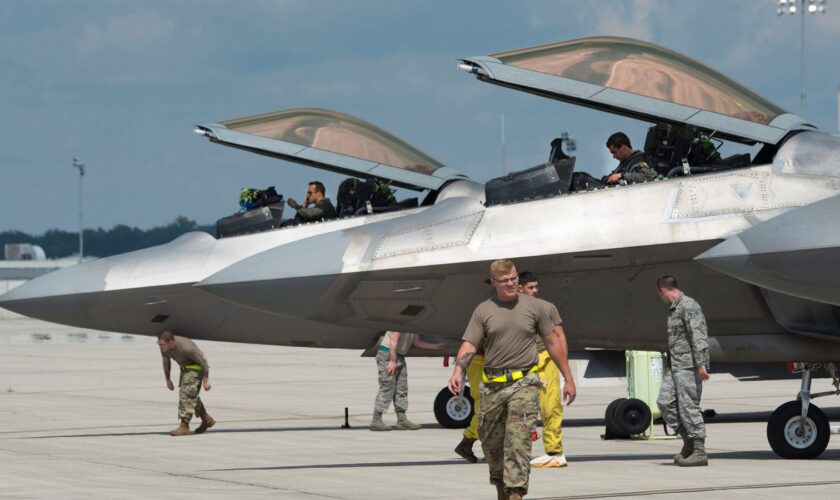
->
xmin=4 ymin=243 xmax=46 ymax=261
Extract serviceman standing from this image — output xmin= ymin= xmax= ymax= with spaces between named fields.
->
xmin=655 ymin=275 xmax=710 ymax=466
xmin=158 ymin=330 xmax=215 ymax=436
xmin=448 ymin=260 xmax=576 ymax=500
xmin=518 ymin=271 xmax=568 ymax=468
xmin=370 ymin=331 xmax=447 ymax=431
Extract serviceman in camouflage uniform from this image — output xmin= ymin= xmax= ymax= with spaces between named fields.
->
xmin=655 ymin=275 xmax=710 ymax=466
xmin=157 ymin=330 xmax=215 ymax=436
xmin=370 ymin=331 xmax=447 ymax=431
xmin=603 ymin=132 xmax=656 ymax=185
xmin=448 ymin=260 xmax=576 ymax=500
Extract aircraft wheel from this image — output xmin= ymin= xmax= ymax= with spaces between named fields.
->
xmin=605 ymin=398 xmax=628 ymax=436
xmin=615 ymin=398 xmax=652 ymax=435
xmin=434 ymin=386 xmax=474 ymax=429
xmin=767 ymin=400 xmax=830 ymax=459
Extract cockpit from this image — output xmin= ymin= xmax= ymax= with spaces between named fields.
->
xmin=468 ymin=36 xmax=814 ymax=206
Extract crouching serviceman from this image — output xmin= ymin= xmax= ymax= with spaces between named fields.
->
xmin=655 ymin=275 xmax=710 ymax=466
xmin=157 ymin=330 xmax=215 ymax=436
xmin=448 ymin=260 xmax=576 ymax=500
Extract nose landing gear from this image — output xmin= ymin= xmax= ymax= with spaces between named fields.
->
xmin=767 ymin=363 xmax=839 ymax=458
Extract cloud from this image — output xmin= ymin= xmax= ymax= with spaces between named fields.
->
xmin=74 ymin=11 xmax=177 ymax=58
xmin=593 ymin=0 xmax=661 ymax=41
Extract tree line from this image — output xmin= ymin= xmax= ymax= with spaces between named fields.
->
xmin=0 ymin=216 xmax=213 ymax=259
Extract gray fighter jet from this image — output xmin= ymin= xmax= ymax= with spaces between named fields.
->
xmin=3 ymin=36 xmax=840 ymax=458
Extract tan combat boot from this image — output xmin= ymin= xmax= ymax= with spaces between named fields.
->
xmin=195 ymin=413 xmax=216 ymax=434
xmin=170 ymin=418 xmax=190 ymax=436
xmin=395 ymin=412 xmax=421 ymax=430
xmin=370 ymin=412 xmax=390 ymax=431
xmin=454 ymin=437 xmax=478 ymax=463
xmin=495 ymin=484 xmax=506 ymax=500
xmin=678 ymin=438 xmax=708 ymax=466
xmin=508 ymin=488 xmax=526 ymax=500
xmin=673 ymin=435 xmax=692 ymax=463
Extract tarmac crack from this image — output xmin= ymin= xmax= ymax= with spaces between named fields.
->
xmin=538 ymin=479 xmax=840 ymax=499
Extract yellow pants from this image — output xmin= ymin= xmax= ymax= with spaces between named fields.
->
xmin=463 ymin=354 xmax=484 ymax=440
xmin=536 ymin=350 xmax=564 ymax=454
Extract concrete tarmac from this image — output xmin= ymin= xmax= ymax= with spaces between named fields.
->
xmin=2 ymin=319 xmax=840 ymax=499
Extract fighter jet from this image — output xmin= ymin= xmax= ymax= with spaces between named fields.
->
xmin=3 ymin=36 xmax=840 ymax=458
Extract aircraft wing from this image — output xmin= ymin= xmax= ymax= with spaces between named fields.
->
xmin=195 ymin=108 xmax=467 ymax=191
xmin=460 ymin=36 xmax=815 ymax=145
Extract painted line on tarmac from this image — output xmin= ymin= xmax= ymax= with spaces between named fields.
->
xmin=538 ymin=479 xmax=840 ymax=499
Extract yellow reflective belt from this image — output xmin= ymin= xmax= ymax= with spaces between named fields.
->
xmin=183 ymin=363 xmax=202 ymax=372
xmin=482 ymin=365 xmax=538 ymax=384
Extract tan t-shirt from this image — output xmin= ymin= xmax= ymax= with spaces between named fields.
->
xmin=462 ymin=294 xmax=555 ymax=369
xmin=536 ymin=300 xmax=563 ymax=352
xmin=380 ymin=331 xmax=418 ymax=355
xmin=164 ymin=336 xmax=209 ymax=375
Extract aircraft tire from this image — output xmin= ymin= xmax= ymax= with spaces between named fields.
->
xmin=767 ymin=400 xmax=830 ymax=459
xmin=433 ymin=386 xmax=474 ymax=429
xmin=605 ymin=398 xmax=629 ymax=436
xmin=614 ymin=398 xmax=651 ymax=435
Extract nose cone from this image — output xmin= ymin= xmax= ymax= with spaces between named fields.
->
xmin=696 ymin=195 xmax=840 ymax=306
xmin=0 ymin=259 xmax=110 ymax=324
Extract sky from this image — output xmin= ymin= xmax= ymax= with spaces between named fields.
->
xmin=1 ymin=0 xmax=839 ymax=234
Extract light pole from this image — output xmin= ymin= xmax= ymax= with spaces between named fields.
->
xmin=72 ymin=158 xmax=85 ymax=261
xmin=777 ymin=0 xmax=827 ymax=116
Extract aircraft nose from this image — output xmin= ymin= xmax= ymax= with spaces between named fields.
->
xmin=0 ymin=259 xmax=110 ymax=322
xmin=196 ymin=231 xmax=353 ymax=318
xmin=696 ymin=194 xmax=840 ymax=306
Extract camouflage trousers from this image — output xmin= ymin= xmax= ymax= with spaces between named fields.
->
xmin=374 ymin=350 xmax=408 ymax=413
xmin=478 ymin=372 xmax=541 ymax=492
xmin=656 ymin=368 xmax=705 ymax=439
xmin=178 ymin=370 xmax=206 ymax=422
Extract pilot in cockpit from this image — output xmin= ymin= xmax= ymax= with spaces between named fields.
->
xmin=603 ymin=132 xmax=656 ymax=185
xmin=286 ymin=181 xmax=338 ymax=223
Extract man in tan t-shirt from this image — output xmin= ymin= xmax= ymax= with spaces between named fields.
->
xmin=158 ymin=330 xmax=215 ymax=436
xmin=448 ymin=260 xmax=576 ymax=500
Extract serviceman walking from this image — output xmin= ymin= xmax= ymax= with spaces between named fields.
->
xmin=157 ymin=330 xmax=215 ymax=436
xmin=655 ymin=275 xmax=710 ymax=466
xmin=518 ymin=271 xmax=568 ymax=468
xmin=453 ymin=350 xmax=484 ymax=463
xmin=448 ymin=260 xmax=576 ymax=500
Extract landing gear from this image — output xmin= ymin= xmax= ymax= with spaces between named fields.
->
xmin=603 ymin=397 xmax=652 ymax=438
xmin=433 ymin=386 xmax=474 ymax=428
xmin=766 ymin=363 xmax=839 ymax=459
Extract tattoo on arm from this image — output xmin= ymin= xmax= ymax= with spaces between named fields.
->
xmin=455 ymin=352 xmax=474 ymax=370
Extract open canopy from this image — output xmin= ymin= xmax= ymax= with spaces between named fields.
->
xmin=196 ymin=108 xmax=466 ymax=191
xmin=461 ymin=36 xmax=814 ymax=145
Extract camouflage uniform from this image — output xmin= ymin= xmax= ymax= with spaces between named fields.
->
xmin=478 ymin=372 xmax=541 ymax=491
xmin=178 ymin=369 xmax=207 ymax=421
xmin=656 ymin=293 xmax=709 ymax=439
xmin=374 ymin=349 xmax=409 ymax=413
xmin=611 ymin=150 xmax=656 ymax=183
